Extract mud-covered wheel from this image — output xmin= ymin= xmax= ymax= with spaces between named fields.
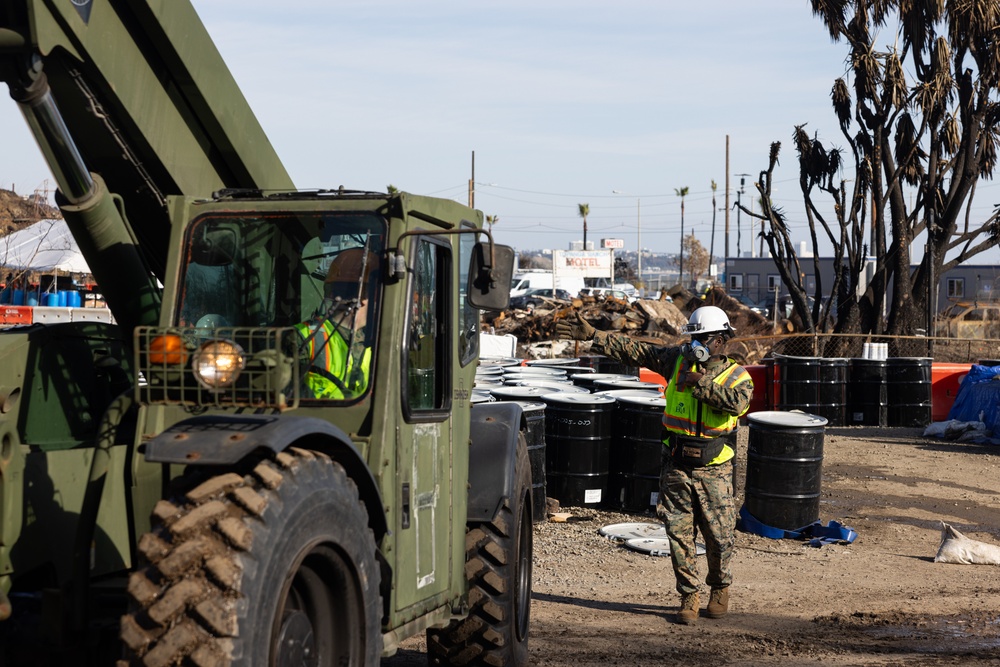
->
xmin=120 ymin=448 xmax=381 ymax=667
xmin=427 ymin=433 xmax=533 ymax=666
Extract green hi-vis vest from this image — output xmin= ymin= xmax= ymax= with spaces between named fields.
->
xmin=662 ymin=356 xmax=749 ymax=465
xmin=294 ymin=320 xmax=372 ymax=400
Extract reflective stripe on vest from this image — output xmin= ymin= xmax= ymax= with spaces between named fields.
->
xmin=294 ymin=321 xmax=371 ymax=399
xmin=662 ymin=356 xmax=746 ymax=438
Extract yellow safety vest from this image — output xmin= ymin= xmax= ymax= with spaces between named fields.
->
xmin=294 ymin=320 xmax=372 ymax=400
xmin=662 ymin=356 xmax=748 ymax=465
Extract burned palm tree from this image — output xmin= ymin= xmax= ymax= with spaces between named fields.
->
xmin=763 ymin=0 xmax=1000 ymax=341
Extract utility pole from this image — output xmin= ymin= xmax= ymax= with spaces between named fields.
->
xmin=468 ymin=150 xmax=475 ymax=208
xmin=637 ymin=198 xmax=642 ymax=289
xmin=735 ymin=173 xmax=750 ymax=259
xmin=725 ymin=136 xmax=731 ymax=266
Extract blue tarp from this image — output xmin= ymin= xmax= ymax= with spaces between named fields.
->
xmin=946 ymin=364 xmax=1000 ymax=432
xmin=736 ymin=506 xmax=858 ymax=547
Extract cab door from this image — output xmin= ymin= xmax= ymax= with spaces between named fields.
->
xmin=394 ymin=235 xmax=454 ymax=610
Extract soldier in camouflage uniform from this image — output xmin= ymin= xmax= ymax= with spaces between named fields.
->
xmin=556 ymin=305 xmax=753 ymax=625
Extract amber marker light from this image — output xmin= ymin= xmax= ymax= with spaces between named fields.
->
xmin=191 ymin=339 xmax=246 ymax=389
xmin=148 ymin=335 xmax=188 ymax=365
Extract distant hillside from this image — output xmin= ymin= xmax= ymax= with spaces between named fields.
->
xmin=0 ymin=187 xmax=61 ymax=234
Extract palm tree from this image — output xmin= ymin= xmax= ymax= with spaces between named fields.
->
xmin=577 ymin=203 xmax=590 ymax=249
xmin=486 ymin=214 xmax=499 ymax=234
xmin=674 ymin=187 xmax=689 ymax=286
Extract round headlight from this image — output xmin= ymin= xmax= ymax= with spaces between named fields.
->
xmin=192 ymin=339 xmax=245 ymax=389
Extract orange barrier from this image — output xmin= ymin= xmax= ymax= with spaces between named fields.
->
xmin=639 ymin=367 xmax=667 ymax=386
xmin=0 ymin=306 xmax=32 ymax=326
xmin=743 ymin=364 xmax=769 ymax=415
xmin=931 ymin=362 xmax=971 ymax=422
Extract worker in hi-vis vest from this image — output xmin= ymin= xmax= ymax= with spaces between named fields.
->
xmin=556 ymin=305 xmax=753 ymax=625
xmin=296 ymin=247 xmax=377 ymax=400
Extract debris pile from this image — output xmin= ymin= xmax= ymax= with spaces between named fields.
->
xmin=487 ymin=285 xmax=778 ymax=353
xmin=0 ymin=188 xmax=61 ymax=234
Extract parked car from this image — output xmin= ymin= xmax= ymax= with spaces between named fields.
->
xmin=508 ymin=288 xmax=573 ymax=310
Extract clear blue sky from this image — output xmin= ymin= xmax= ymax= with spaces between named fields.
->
xmin=2 ymin=1 xmax=997 ymax=262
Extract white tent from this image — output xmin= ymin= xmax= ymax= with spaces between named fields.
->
xmin=0 ymin=218 xmax=90 ymax=274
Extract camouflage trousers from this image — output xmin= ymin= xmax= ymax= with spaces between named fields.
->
xmin=655 ymin=456 xmax=736 ymax=595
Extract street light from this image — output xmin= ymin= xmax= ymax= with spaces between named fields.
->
xmin=612 ymin=190 xmax=641 ymax=291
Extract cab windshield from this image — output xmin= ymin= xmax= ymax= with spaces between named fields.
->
xmin=177 ymin=211 xmax=386 ymax=400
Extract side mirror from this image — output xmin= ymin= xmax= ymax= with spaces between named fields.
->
xmin=467 ymin=242 xmax=514 ymax=311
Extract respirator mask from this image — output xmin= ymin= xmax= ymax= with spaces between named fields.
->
xmin=680 ymin=338 xmax=711 ymax=364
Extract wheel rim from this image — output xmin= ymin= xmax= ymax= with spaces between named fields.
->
xmin=513 ymin=490 xmax=533 ymax=642
xmin=274 ymin=544 xmax=365 ymax=667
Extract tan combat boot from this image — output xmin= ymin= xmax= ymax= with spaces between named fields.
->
xmin=706 ymin=587 xmax=729 ymax=619
xmin=676 ymin=592 xmax=700 ymax=625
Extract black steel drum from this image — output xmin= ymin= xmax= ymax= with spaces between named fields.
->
xmin=541 ymin=393 xmax=616 ymax=506
xmin=743 ymin=410 xmax=827 ymax=531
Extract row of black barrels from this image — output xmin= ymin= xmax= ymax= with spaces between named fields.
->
xmin=476 ymin=391 xmax=665 ymax=519
xmin=768 ymin=354 xmax=932 ymax=428
xmin=487 ymin=391 xmax=829 ymax=532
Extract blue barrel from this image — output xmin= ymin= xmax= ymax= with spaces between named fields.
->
xmin=744 ymin=411 xmax=827 ymax=531
xmin=43 ymin=292 xmax=60 ymax=307
xmin=542 ymin=393 xmax=616 ymax=506
xmin=609 ymin=395 xmax=666 ymax=512
xmin=12 ymin=289 xmax=24 ymax=305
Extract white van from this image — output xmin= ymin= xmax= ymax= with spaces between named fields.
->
xmin=510 ymin=272 xmax=586 ymax=298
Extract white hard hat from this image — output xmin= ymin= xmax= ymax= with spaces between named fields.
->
xmin=684 ymin=305 xmax=735 ymax=337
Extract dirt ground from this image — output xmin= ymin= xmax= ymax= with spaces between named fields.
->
xmin=385 ymin=425 xmax=1000 ymax=666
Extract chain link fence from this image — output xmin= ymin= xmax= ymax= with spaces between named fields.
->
xmin=728 ymin=333 xmax=1000 ymax=366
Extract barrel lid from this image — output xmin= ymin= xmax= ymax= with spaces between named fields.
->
xmin=773 ymin=353 xmax=821 ymax=362
xmin=475 ymin=365 xmax=504 ymax=375
xmin=598 ymin=522 xmax=665 ymax=542
xmin=505 ymin=400 xmax=546 ymax=411
xmin=479 ymin=357 xmax=522 ymax=367
xmin=503 ymin=374 xmax=571 ymax=384
xmin=593 ymin=379 xmax=665 ymax=391
xmin=593 ymin=389 xmax=664 ymax=399
xmin=557 ymin=365 xmax=596 ymax=374
xmin=503 ymin=367 xmax=566 ymax=377
xmin=525 ymin=358 xmax=580 ymax=366
xmin=470 ymin=393 xmax=494 ymax=404
xmin=747 ymin=410 xmax=829 ymax=428
xmin=515 ymin=380 xmax=589 ymax=393
xmin=615 ymin=394 xmax=667 ymax=408
xmin=490 ymin=386 xmax=553 ymax=399
xmin=474 ymin=378 xmax=503 ymax=387
xmin=624 ymin=537 xmax=706 ymax=557
xmin=887 ymin=356 xmax=932 ymax=361
xmin=575 ymin=372 xmax=636 ymax=382
xmin=541 ymin=393 xmax=616 ymax=406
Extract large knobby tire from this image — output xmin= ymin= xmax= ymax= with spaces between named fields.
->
xmin=119 ymin=448 xmax=382 ymax=667
xmin=427 ymin=433 xmax=533 ymax=667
